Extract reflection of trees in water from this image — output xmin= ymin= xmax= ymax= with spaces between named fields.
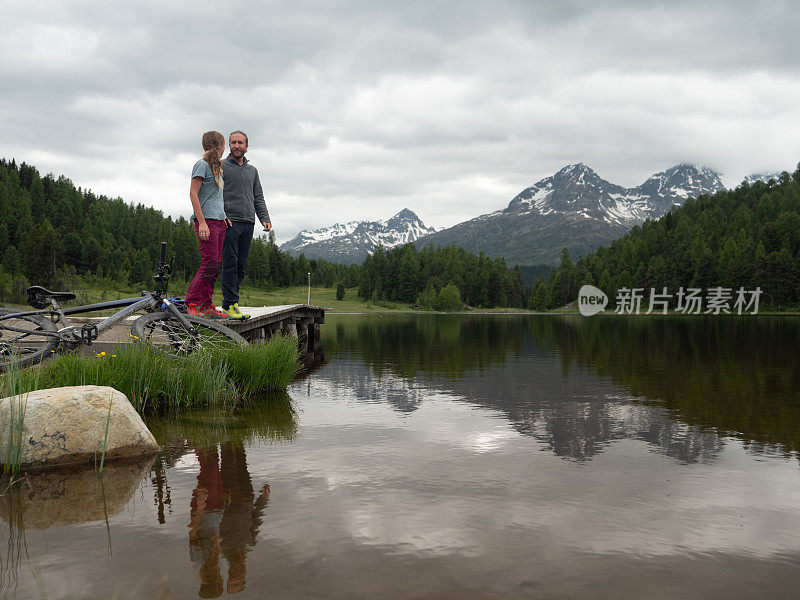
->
xmin=321 ymin=314 xmax=795 ymax=462
xmin=324 ymin=315 xmax=527 ymax=378
xmin=527 ymin=402 xmax=723 ymax=463
xmin=321 ymin=323 xmax=724 ymax=463
xmin=533 ymin=316 xmax=800 ymax=457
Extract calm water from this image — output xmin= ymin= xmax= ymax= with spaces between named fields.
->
xmin=2 ymin=314 xmax=800 ymax=599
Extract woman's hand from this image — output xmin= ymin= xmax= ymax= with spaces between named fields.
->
xmin=198 ymin=221 xmax=210 ymax=241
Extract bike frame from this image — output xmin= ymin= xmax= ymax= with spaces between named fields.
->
xmin=1 ymin=295 xmax=155 ymax=341
xmin=1 ymin=293 xmax=195 ymax=345
xmin=71 ymin=296 xmax=158 ymax=339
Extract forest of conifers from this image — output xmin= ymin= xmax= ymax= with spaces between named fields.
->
xmin=0 ymin=159 xmax=528 ymax=308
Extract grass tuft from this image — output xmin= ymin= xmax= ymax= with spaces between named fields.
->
xmin=0 ymin=357 xmax=34 ymax=477
xmin=0 ymin=337 xmax=299 ymax=415
xmin=216 ymin=334 xmax=301 ymax=397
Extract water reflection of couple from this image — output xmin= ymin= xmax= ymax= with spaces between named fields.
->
xmin=188 ymin=442 xmax=270 ymax=597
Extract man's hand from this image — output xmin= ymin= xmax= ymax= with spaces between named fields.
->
xmin=262 ymin=221 xmax=272 ymax=232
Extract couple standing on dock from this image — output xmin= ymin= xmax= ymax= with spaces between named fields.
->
xmin=186 ymin=130 xmax=272 ymax=321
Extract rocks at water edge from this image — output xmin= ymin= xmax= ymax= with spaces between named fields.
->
xmin=0 ymin=385 xmax=160 ymax=470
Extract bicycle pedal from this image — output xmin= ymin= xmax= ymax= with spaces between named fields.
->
xmin=81 ymin=324 xmax=99 ymax=345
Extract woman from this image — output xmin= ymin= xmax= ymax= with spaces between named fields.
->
xmin=185 ymin=131 xmax=230 ymax=319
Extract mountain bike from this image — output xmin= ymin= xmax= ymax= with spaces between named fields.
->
xmin=0 ymin=242 xmax=246 ymax=372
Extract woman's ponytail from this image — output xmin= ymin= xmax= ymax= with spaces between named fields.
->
xmin=201 ymin=131 xmax=225 ymax=188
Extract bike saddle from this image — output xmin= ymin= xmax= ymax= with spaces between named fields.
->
xmin=26 ymin=286 xmax=77 ymax=309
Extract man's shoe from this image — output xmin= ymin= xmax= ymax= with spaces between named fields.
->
xmin=233 ymin=303 xmax=250 ymax=319
xmin=203 ymin=305 xmax=230 ymax=320
xmin=223 ymin=304 xmax=247 ymax=320
xmin=187 ymin=303 xmax=207 ymax=318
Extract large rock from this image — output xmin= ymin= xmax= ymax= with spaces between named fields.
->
xmin=0 ymin=385 xmax=159 ymax=470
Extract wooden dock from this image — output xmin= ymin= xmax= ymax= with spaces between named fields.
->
xmin=71 ymin=304 xmax=327 ymax=352
xmin=227 ymin=304 xmax=326 ymax=351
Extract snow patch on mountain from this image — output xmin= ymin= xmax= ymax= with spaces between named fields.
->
xmin=742 ymin=172 xmax=783 ymax=186
xmin=293 ymin=221 xmax=361 ymax=244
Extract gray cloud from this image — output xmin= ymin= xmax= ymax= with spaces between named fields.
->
xmin=1 ymin=0 xmax=799 ymax=241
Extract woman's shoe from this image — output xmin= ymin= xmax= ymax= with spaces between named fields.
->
xmin=203 ymin=305 xmax=230 ymax=320
xmin=233 ymin=303 xmax=250 ymax=319
xmin=187 ymin=303 xmax=207 ymax=318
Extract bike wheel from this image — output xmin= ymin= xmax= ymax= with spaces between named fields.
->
xmin=0 ymin=307 xmax=59 ymax=372
xmin=131 ymin=312 xmax=247 ymax=357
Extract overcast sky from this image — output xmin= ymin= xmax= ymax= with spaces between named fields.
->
xmin=2 ymin=0 xmax=799 ymax=243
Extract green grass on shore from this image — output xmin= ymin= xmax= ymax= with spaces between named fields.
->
xmin=233 ymin=285 xmax=539 ymax=313
xmin=234 ymin=285 xmax=413 ymax=312
xmin=0 ymin=284 xmax=536 ymax=314
xmin=0 ymin=336 xmax=300 ymax=415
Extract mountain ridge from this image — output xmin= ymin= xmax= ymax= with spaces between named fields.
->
xmin=280 ymin=208 xmax=435 ymax=264
xmin=280 ymin=165 xmax=785 ymax=266
xmin=415 ymin=163 xmax=727 ymax=264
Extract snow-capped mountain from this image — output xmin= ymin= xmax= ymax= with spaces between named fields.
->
xmin=416 ymin=163 xmax=726 ymax=265
xmin=506 ymin=163 xmax=724 ymax=227
xmin=280 ymin=209 xmax=436 ymax=264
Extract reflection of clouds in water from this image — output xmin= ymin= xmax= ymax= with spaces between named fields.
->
xmin=296 ymin=362 xmax=725 ymax=465
xmin=275 ymin=341 xmax=800 ymax=563
xmin=275 ymin=394 xmax=800 ymax=560
xmin=347 ymin=499 xmax=484 ymax=557
xmin=549 ymin=441 xmax=800 ymax=558
xmin=173 ymin=453 xmax=199 ymax=471
xmin=299 ymin=360 xmax=430 ymax=412
xmin=470 ymin=428 xmax=519 ymax=453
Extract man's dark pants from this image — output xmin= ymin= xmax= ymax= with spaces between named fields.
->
xmin=221 ymin=221 xmax=254 ymax=309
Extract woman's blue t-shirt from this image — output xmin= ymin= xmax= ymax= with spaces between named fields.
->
xmin=191 ymin=160 xmax=226 ymax=220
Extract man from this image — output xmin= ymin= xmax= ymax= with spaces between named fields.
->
xmin=221 ymin=130 xmax=271 ymax=319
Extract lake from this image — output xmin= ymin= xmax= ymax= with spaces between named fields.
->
xmin=2 ymin=314 xmax=800 ymax=599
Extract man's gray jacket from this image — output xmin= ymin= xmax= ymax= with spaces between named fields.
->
xmin=222 ymin=155 xmax=271 ymax=224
